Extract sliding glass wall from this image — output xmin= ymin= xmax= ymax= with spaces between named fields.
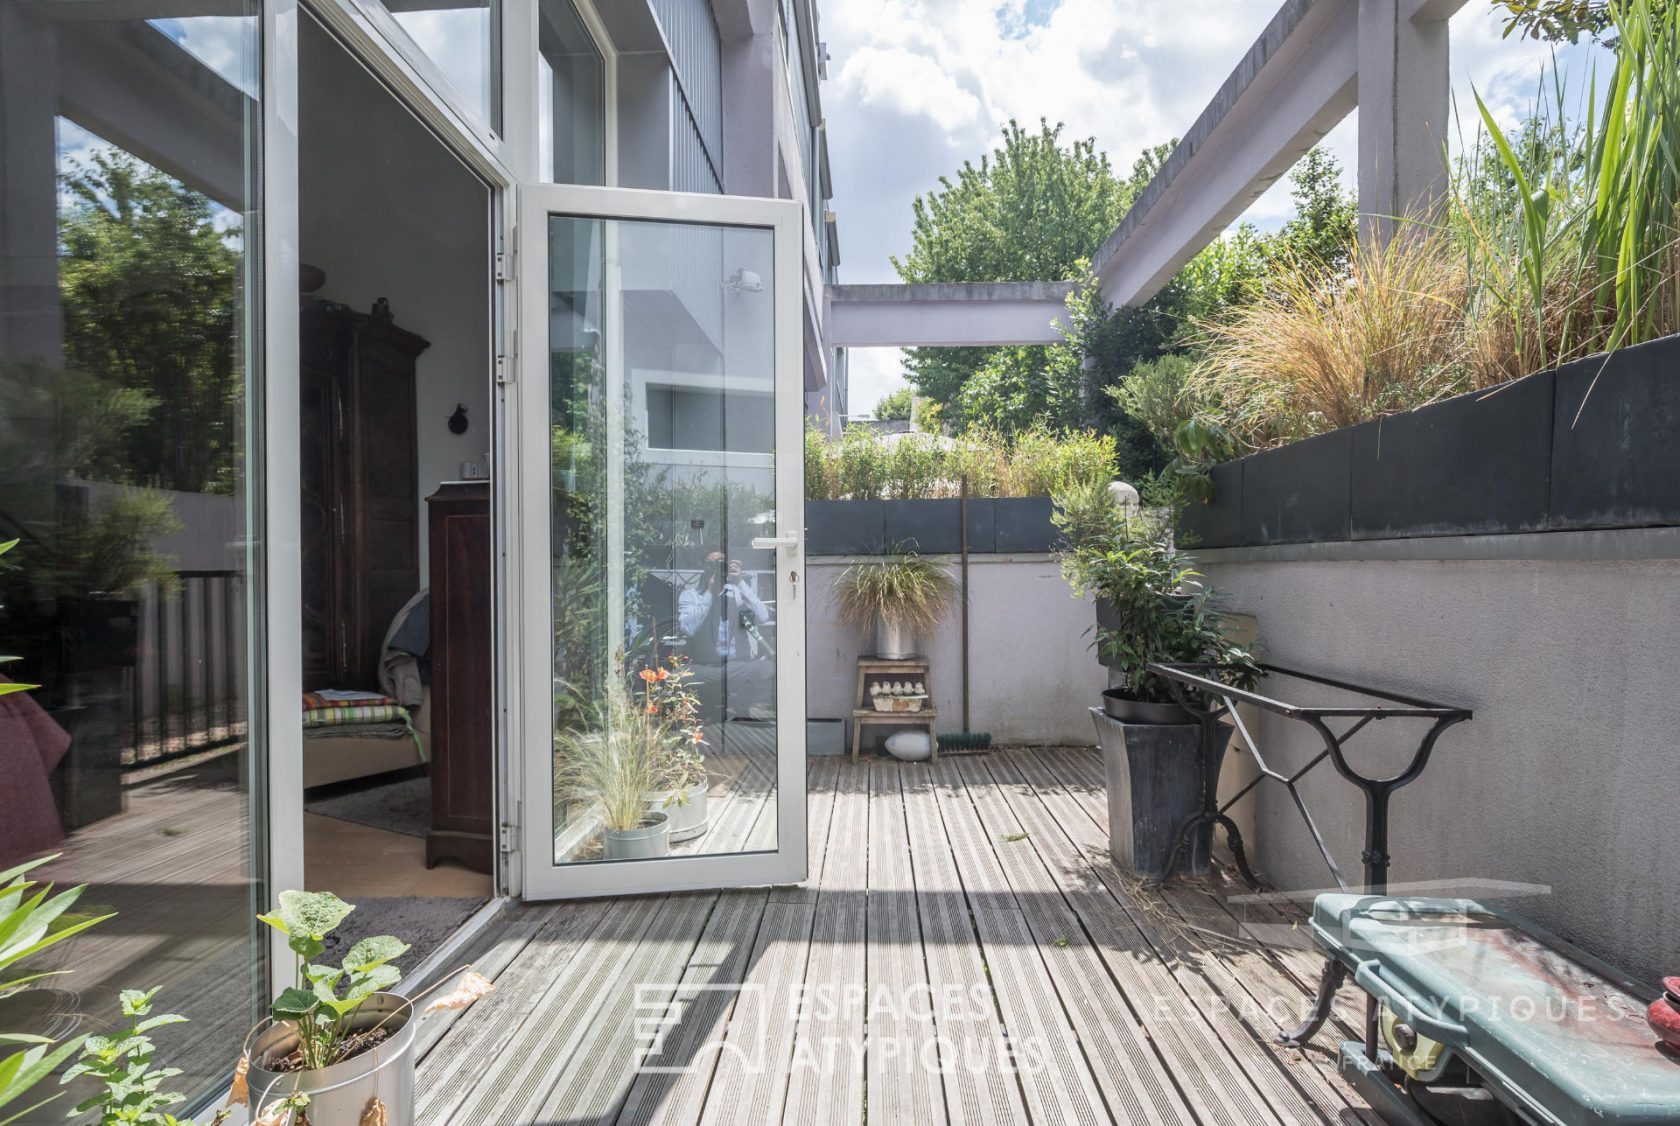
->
xmin=0 ymin=0 xmax=266 ymax=1117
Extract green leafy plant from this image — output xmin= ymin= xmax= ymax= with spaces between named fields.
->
xmin=831 ymin=551 xmax=959 ymax=638
xmin=637 ymin=659 xmax=708 ymax=797
xmin=256 ymin=891 xmax=409 ymax=1073
xmin=1053 ymin=482 xmax=1258 ymax=704
xmin=62 ymin=987 xmax=228 ymax=1126
xmin=804 ymin=425 xmax=1116 ymax=501
xmin=0 ymin=854 xmax=114 ymax=1124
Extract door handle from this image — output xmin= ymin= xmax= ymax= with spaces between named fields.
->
xmin=751 ymin=532 xmax=800 ymax=551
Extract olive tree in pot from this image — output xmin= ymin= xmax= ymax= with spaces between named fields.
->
xmin=1054 ymin=483 xmax=1258 ymax=879
xmin=831 ymin=549 xmax=958 ymax=659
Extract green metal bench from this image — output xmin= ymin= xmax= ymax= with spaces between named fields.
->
xmin=1310 ymin=894 xmax=1680 ymax=1126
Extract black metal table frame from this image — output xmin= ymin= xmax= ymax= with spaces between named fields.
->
xmin=1147 ymin=661 xmax=1471 ymax=1048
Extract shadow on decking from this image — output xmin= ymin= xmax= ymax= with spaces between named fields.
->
xmin=416 ymin=749 xmax=1372 ymax=1126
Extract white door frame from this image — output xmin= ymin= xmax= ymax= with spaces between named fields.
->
xmin=515 ymin=182 xmax=808 ymax=899
xmin=266 ymin=0 xmax=521 ymax=941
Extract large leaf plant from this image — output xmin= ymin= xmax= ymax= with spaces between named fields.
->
xmin=257 ymin=891 xmax=408 ymax=1072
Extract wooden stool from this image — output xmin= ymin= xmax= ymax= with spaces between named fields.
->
xmin=851 ymin=656 xmax=938 ymax=762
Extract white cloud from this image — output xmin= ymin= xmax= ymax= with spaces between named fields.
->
xmin=836 ymin=47 xmax=983 ymax=135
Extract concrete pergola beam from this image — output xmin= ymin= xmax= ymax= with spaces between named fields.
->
xmin=824 ymin=281 xmax=1074 ymax=348
xmin=1092 ymin=0 xmax=1465 ymax=309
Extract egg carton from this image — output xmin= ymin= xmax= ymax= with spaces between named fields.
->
xmin=872 ymin=694 xmax=929 ymax=713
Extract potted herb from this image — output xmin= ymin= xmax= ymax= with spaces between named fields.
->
xmin=241 ymin=891 xmax=492 ymax=1124
xmin=1054 ymin=483 xmax=1259 ymax=878
xmin=556 ymin=685 xmax=673 ymax=860
xmin=831 ymin=549 xmax=958 ymax=659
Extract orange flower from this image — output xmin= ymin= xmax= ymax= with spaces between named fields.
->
xmin=655 ymin=667 xmax=670 ymax=681
xmin=689 ymin=728 xmax=705 ymax=745
xmin=646 ymin=703 xmax=657 ymax=714
xmin=638 ymin=668 xmax=657 ymax=683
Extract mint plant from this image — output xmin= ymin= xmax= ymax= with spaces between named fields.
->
xmin=256 ymin=892 xmax=408 ymax=1071
xmin=62 ymin=987 xmax=227 ymax=1126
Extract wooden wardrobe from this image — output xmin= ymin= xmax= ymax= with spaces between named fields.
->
xmin=425 ymin=482 xmax=493 ymax=872
xmin=299 ymin=304 xmax=428 ymax=691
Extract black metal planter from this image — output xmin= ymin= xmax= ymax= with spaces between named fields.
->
xmin=1090 ymin=708 xmax=1232 ymax=880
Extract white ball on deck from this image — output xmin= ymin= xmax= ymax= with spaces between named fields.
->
xmin=884 ymin=730 xmax=932 ymax=762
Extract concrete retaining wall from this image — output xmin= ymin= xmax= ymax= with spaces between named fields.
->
xmin=805 ymin=554 xmax=1104 ymax=748
xmin=1200 ymin=550 xmax=1680 ymax=986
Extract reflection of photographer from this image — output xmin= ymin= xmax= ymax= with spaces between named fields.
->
xmin=677 ymin=551 xmax=772 ymax=719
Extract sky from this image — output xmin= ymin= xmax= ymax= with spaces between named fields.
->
xmin=820 ymin=0 xmax=1595 ymax=416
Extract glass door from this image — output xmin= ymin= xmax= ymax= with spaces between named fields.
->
xmin=516 ymin=184 xmax=806 ymax=897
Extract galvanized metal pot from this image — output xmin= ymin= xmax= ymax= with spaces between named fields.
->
xmin=247 ymin=993 xmax=415 ymax=1124
xmin=1091 ymin=708 xmax=1231 ymax=879
xmin=644 ymin=784 xmax=709 ymax=842
xmin=603 ymin=810 xmax=670 ymax=859
xmin=873 ymin=616 xmax=915 ymax=659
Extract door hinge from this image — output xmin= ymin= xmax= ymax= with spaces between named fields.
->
xmin=494 ymin=251 xmax=511 ymax=282
xmin=495 ymin=354 xmax=511 ymax=385
xmin=499 ymin=820 xmax=516 ymax=855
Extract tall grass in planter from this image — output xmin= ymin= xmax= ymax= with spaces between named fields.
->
xmin=1467 ymin=0 xmax=1680 ymax=383
xmin=832 ymin=551 xmax=958 ymax=658
xmin=1189 ymin=235 xmax=1473 ymax=450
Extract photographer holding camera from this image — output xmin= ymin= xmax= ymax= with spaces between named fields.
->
xmin=677 ymin=550 xmax=773 ymax=720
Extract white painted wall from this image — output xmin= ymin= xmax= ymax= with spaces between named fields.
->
xmin=299 ymin=16 xmax=491 ymax=585
xmin=1201 ymin=554 xmax=1680 ymax=986
xmin=805 ymin=554 xmax=1106 ymax=747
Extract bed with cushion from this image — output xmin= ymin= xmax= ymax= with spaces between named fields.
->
xmin=302 ymin=690 xmax=429 ymax=789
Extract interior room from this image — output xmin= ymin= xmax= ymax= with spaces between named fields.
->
xmin=295 ymin=12 xmax=494 ymax=954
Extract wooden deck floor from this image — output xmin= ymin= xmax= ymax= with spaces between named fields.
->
xmin=420 ymin=749 xmax=1377 ymax=1125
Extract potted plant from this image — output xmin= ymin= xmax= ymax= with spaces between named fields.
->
xmin=241 ymin=891 xmax=493 ymax=1124
xmin=648 ymin=743 xmax=710 ymax=843
xmin=831 ymin=549 xmax=958 ymax=659
xmin=1054 ymin=483 xmax=1259 ymax=879
xmin=556 ymin=683 xmax=673 ymax=860
xmin=634 ymin=659 xmax=711 ymax=843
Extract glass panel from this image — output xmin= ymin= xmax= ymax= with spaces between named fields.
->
xmin=380 ymin=0 xmax=501 ymax=131
xmin=550 ymin=216 xmax=778 ymax=865
xmin=538 ymin=0 xmax=605 ymax=185
xmin=0 ymin=0 xmax=265 ymax=1117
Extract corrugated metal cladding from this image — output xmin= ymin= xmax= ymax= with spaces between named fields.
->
xmin=651 ymin=0 xmax=722 ymax=192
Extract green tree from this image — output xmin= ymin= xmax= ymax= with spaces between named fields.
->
xmin=1493 ymin=0 xmax=1619 ymax=41
xmin=874 ymin=386 xmax=914 ymax=421
xmin=1059 ymin=145 xmax=1352 ymax=471
xmin=58 ymin=150 xmax=245 ymax=495
xmin=892 ymin=119 xmax=1133 ymax=424
xmin=1270 ymin=146 xmax=1357 ymax=274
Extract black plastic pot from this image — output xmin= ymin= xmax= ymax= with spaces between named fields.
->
xmin=1100 ymin=688 xmax=1191 ymax=725
xmin=1091 ymin=708 xmax=1231 ymax=879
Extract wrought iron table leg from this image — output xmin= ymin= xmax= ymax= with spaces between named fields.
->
xmin=1212 ymin=813 xmax=1261 ymax=888
xmin=1279 ymin=956 xmax=1348 ymax=1047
